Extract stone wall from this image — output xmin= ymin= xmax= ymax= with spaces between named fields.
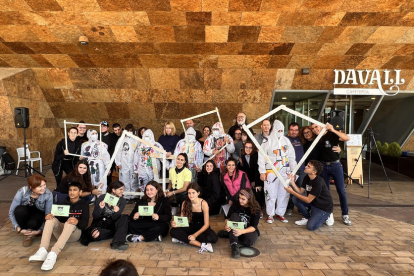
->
xmin=0 ymin=69 xmax=62 ymax=166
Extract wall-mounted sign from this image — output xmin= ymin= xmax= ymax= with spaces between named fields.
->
xmin=333 ymin=69 xmax=404 ymax=96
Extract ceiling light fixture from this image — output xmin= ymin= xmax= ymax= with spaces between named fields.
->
xmin=282 ymin=97 xmax=287 ymax=100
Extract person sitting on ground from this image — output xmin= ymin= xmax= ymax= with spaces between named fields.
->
xmin=53 ymin=160 xmax=100 ymax=203
xmin=81 ymin=181 xmax=129 ymax=250
xmin=165 ymin=153 xmax=192 ymax=214
xmin=224 ymin=188 xmax=261 ymax=259
xmin=126 ymin=181 xmax=172 ymax=243
xmin=9 ymin=174 xmax=52 ymax=247
xmin=222 ymin=157 xmax=251 ymax=205
xmin=197 ymin=160 xmax=222 ymax=215
xmin=99 ymin=259 xmax=139 ymax=276
xmin=170 ymin=183 xmax=218 ymax=253
xmin=29 ymin=182 xmax=89 ymax=271
xmin=284 ymin=160 xmax=334 ymax=231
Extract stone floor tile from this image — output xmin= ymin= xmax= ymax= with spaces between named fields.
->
xmin=188 ymin=268 xmax=211 ymax=275
xmin=233 ymin=268 xmax=257 ymax=276
xmin=166 ymin=267 xmax=189 ymax=275
xmin=277 ymin=268 xmax=302 ymax=276
xmin=301 ymin=270 xmax=326 ymax=276
xmin=254 ymin=268 xmax=280 ymax=275
xmin=306 ymin=262 xmax=330 ymax=270
xmin=142 ymin=267 xmax=167 ymax=275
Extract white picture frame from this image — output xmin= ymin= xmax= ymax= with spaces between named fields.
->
xmin=64 ymin=120 xmax=103 ymax=159
xmin=242 ymin=105 xmax=326 ymax=188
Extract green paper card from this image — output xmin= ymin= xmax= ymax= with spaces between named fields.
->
xmin=227 ymin=221 xmax=245 ymax=230
xmin=174 ymin=216 xmax=189 ymax=227
xmin=104 ymin=193 xmax=119 ymax=206
xmin=138 ymin=206 xmax=154 ymax=216
xmin=51 ymin=205 xmax=70 ymax=217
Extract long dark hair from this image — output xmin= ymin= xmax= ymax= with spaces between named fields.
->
xmin=99 ymin=259 xmax=138 ymax=276
xmin=177 ymin=153 xmax=188 ymax=168
xmin=300 ymin=126 xmax=315 ymax=145
xmin=142 ymin=181 xmax=164 ymax=202
xmin=182 ymin=183 xmax=201 ymax=223
xmin=239 ymin=188 xmax=260 ymax=215
xmin=138 ymin=127 xmax=147 ymax=138
xmin=107 ymin=180 xmax=124 ymax=194
xmin=66 ymin=160 xmax=92 ymax=192
xmin=241 ymin=140 xmax=257 ymax=156
xmin=202 ymin=160 xmax=219 ymax=175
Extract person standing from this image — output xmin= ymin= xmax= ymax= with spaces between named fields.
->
xmin=254 ymin=119 xmax=271 ymax=145
xmin=99 ymin=121 xmax=116 ymax=185
xmin=115 ymin=124 xmax=138 ymax=202
xmin=228 ymin=112 xmax=253 ymax=139
xmin=198 ymin=126 xmax=211 ymax=149
xmin=311 ymin=123 xmax=351 ymax=226
xmin=285 ymin=160 xmax=334 ymax=230
xmin=259 ymin=120 xmax=297 ymax=224
xmin=75 ymin=121 xmax=88 ymax=144
xmin=52 ymin=127 xmax=81 ymax=186
xmin=179 ymin=119 xmax=202 ymax=141
xmin=158 ymin=122 xmax=180 ymax=178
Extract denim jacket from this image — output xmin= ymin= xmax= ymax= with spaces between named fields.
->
xmin=9 ymin=186 xmax=53 ymax=231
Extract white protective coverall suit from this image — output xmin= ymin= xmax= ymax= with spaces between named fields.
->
xmin=115 ymin=133 xmax=138 ymax=199
xmin=134 ymin=129 xmax=164 ymax=191
xmin=172 ymin=127 xmax=203 ymax=182
xmin=258 ymin=120 xmax=297 ymax=217
xmin=81 ymin=129 xmax=111 ymax=192
xmin=203 ymin=122 xmax=235 ymax=172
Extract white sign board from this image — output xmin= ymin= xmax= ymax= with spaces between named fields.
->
xmin=333 ymin=88 xmax=384 ymax=95
xmin=346 ymin=134 xmax=363 ymax=147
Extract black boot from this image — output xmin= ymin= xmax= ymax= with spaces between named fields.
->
xmin=231 ymin=243 xmax=240 ymax=259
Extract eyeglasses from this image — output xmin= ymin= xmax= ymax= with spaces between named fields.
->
xmin=303 ymin=131 xmax=311 ymax=135
xmin=245 ymin=147 xmax=252 ymax=149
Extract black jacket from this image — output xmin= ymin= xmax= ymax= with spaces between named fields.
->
xmin=91 ymin=194 xmax=127 ymax=225
xmin=238 ymin=152 xmax=262 ymax=187
xmin=52 ymin=138 xmax=81 ymax=175
xmin=99 ymin=131 xmax=117 ymax=157
xmin=197 ymin=170 xmax=221 ymax=208
xmin=58 ymin=197 xmax=89 ymax=230
xmin=228 ymin=124 xmax=253 ymax=140
xmin=130 ymin=197 xmax=172 ymax=223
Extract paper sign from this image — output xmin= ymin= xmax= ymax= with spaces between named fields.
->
xmin=104 ymin=194 xmax=119 ymax=206
xmin=346 ymin=134 xmax=363 ymax=147
xmin=174 ymin=216 xmax=189 ymax=227
xmin=227 ymin=221 xmax=245 ymax=230
xmin=51 ymin=205 xmax=70 ymax=217
xmin=138 ymin=206 xmax=154 ymax=216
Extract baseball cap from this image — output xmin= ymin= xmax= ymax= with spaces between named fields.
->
xmin=101 ymin=121 xmax=109 ymax=127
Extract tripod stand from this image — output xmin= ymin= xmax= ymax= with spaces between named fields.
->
xmin=348 ymin=127 xmax=392 ymax=198
xmin=0 ymin=128 xmax=44 ymax=182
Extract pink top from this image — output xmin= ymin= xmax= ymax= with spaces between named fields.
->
xmin=223 ymin=170 xmax=251 ymax=196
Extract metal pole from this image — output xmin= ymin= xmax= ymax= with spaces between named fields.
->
xmin=24 ymin=128 xmax=27 ymax=178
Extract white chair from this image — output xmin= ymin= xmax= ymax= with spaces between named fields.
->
xmin=16 ymin=146 xmax=42 ymax=175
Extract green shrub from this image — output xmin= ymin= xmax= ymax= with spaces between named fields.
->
xmin=376 ymin=141 xmax=382 ymax=154
xmin=382 ymin=142 xmax=389 ymax=156
xmin=388 ymin=142 xmax=402 ymax=157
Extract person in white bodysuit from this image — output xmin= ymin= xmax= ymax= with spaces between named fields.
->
xmin=115 ymin=124 xmax=138 ymax=200
xmin=172 ymin=127 xmax=203 ymax=182
xmin=203 ymin=122 xmax=235 ymax=173
xmin=258 ymin=120 xmax=297 ymax=224
xmin=134 ymin=129 xmax=164 ymax=191
xmin=81 ymin=129 xmax=111 ymax=192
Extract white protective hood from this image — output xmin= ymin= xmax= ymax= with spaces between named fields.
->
xmin=271 ymin=120 xmax=285 ymax=140
xmin=212 ymin=122 xmax=224 ymax=139
xmin=87 ymin=129 xmax=98 ymax=142
xmin=142 ymin=129 xmax=155 ymax=145
xmin=186 ymin=127 xmax=196 ymax=142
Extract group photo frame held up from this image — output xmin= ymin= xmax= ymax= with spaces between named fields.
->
xmin=64 ymin=120 xmax=103 ymax=159
xmin=242 ymin=105 xmax=327 ymax=188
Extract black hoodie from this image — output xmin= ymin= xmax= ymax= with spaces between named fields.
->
xmin=57 ymin=197 xmax=89 ymax=230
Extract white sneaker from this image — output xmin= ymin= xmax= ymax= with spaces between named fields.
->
xmin=41 ymin=251 xmax=57 ymax=271
xmin=326 ymin=213 xmax=334 ymax=226
xmin=199 ymin=243 xmax=213 ymax=253
xmin=172 ymin=238 xmax=185 ymax=244
xmin=171 ymin=207 xmax=177 ymax=216
xmin=342 ymin=215 xmax=351 ymax=226
xmin=295 ymin=218 xmax=308 ymax=226
xmin=29 ymin=247 xmax=48 ymax=262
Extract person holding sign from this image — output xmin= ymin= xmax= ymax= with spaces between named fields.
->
xmin=9 ymin=175 xmax=52 ymax=247
xmin=54 ymin=160 xmax=100 ymax=203
xmin=81 ymin=181 xmax=129 ymax=250
xmin=127 ymin=181 xmax=172 ymax=242
xmin=170 ymin=183 xmax=218 ymax=253
xmin=259 ymin=120 xmax=297 ymax=224
xmin=29 ymin=182 xmax=89 ymax=271
xmin=52 ymin=127 xmax=81 ymax=186
xmin=284 ymin=160 xmax=334 ymax=231
xmin=224 ymin=188 xmax=261 ymax=259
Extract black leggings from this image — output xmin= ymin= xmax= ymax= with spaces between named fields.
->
xmin=86 ymin=215 xmax=129 ymax=245
xmin=170 ymin=224 xmax=218 ymax=244
xmin=228 ymin=212 xmax=258 ymax=246
xmin=54 ymin=160 xmax=74 ymax=186
xmin=14 ymin=205 xmax=45 ymax=230
xmin=129 ymin=220 xmax=170 ymax=242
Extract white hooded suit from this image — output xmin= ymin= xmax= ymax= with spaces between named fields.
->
xmin=81 ymin=129 xmax=111 ymax=192
xmin=115 ymin=133 xmax=138 ymax=199
xmin=172 ymin=127 xmax=203 ymax=181
xmin=133 ymin=129 xmax=164 ymax=191
xmin=258 ymin=120 xmax=297 ymax=217
xmin=203 ymin=122 xmax=235 ymax=172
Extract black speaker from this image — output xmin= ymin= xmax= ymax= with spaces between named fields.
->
xmin=330 ymin=110 xmax=344 ymax=130
xmin=14 ymin=107 xmax=29 ymax=128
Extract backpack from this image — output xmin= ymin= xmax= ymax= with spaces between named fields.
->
xmin=2 ymin=152 xmax=16 ymax=170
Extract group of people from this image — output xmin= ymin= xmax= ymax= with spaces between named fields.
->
xmin=9 ymin=111 xmax=352 ymax=269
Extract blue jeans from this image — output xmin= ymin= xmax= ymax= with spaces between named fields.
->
xmin=293 ymin=197 xmax=330 ymax=231
xmin=287 ymin=169 xmax=306 ymax=210
xmin=320 ymin=162 xmax=348 ymax=216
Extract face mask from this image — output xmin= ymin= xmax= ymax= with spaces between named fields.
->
xmin=276 ymin=131 xmax=283 ymax=139
xmin=212 ymin=130 xmax=220 ymax=138
xmin=91 ymin=134 xmax=98 ymax=142
xmin=143 ymin=136 xmax=151 ymax=142
xmin=187 ymin=134 xmax=195 ymax=141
